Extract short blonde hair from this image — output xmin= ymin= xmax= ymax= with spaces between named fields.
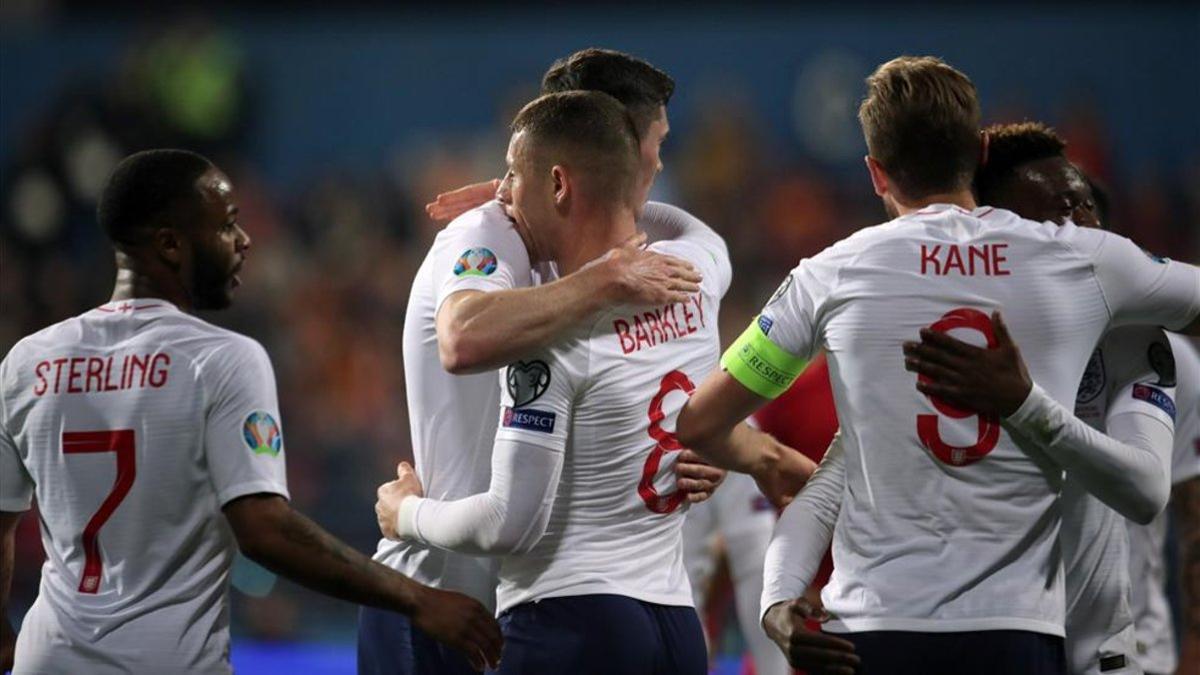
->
xmin=858 ymin=56 xmax=981 ymax=199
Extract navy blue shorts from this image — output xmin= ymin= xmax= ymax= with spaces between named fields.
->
xmin=357 ymin=605 xmax=477 ymax=675
xmin=496 ymin=594 xmax=706 ymax=675
xmin=842 ymin=630 xmax=1066 ymax=675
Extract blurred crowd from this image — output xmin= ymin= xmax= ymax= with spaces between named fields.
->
xmin=2 ymin=19 xmax=1198 ymax=644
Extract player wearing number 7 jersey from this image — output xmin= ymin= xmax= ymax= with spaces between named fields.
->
xmin=374 ymin=92 xmax=814 ymax=674
xmin=676 ymin=56 xmax=1200 ymax=675
xmin=0 ymin=150 xmax=501 ymax=674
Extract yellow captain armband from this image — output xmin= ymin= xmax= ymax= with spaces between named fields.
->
xmin=720 ymin=317 xmax=807 ymax=399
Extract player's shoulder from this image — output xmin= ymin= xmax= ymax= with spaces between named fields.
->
xmin=144 ymin=311 xmax=271 ymax=372
xmin=3 ymin=315 xmax=81 ymax=367
xmin=440 ymin=200 xmax=519 ymax=238
xmin=640 ymin=200 xmax=707 ymax=231
xmin=432 ymin=201 xmax=528 ymax=266
xmin=1100 ymin=324 xmax=1176 ymax=387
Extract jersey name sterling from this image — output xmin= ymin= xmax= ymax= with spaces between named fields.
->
xmin=32 ymin=353 xmax=171 ymax=395
xmin=613 ymin=293 xmax=707 ymax=355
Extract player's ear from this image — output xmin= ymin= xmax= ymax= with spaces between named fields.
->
xmin=151 ymin=226 xmax=185 ymax=269
xmin=551 ymin=164 xmax=569 ymax=209
xmin=865 ymin=156 xmax=889 ymax=198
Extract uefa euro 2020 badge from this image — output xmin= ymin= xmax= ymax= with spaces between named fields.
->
xmin=243 ymin=411 xmax=283 ymax=456
xmin=454 ymin=247 xmax=499 ymax=277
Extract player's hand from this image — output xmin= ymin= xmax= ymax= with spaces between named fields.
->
xmin=590 ymin=232 xmax=703 ymax=306
xmin=425 ymin=179 xmax=501 ymax=222
xmin=1 ymin=616 xmax=15 ymax=672
xmin=754 ymin=441 xmax=817 ymax=509
xmin=902 ymin=310 xmax=1032 ymax=418
xmin=375 ymin=462 xmax=424 ymax=541
xmin=763 ymin=599 xmax=860 ymax=674
xmin=410 ymin=585 xmax=503 ymax=672
xmin=674 ymin=450 xmax=726 ymax=503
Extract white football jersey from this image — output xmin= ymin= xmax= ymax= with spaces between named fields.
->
xmin=0 ymin=301 xmax=289 ymax=675
xmin=753 ymin=204 xmax=1200 ymax=635
xmin=491 ymin=233 xmax=732 ymax=614
xmin=1127 ymin=333 xmax=1200 ymax=674
xmin=374 ymin=201 xmax=533 ymax=610
xmin=1065 ymin=326 xmax=1178 ymax=675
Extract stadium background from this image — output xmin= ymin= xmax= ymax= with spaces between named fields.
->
xmin=1 ymin=3 xmax=1197 ymax=673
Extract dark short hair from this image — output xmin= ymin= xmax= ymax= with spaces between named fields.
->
xmin=512 ymin=90 xmax=640 ymax=203
xmin=97 ymin=149 xmax=214 ymax=245
xmin=858 ymin=55 xmax=981 ymax=199
xmin=974 ymin=122 xmax=1067 ymax=203
xmin=541 ymin=48 xmax=674 ymax=135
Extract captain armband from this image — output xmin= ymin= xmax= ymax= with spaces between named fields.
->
xmin=719 ymin=317 xmax=807 ymax=399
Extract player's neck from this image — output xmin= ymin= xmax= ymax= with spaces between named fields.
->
xmin=109 ymin=252 xmax=193 ymax=312
xmin=892 ymin=189 xmax=978 ymax=216
xmin=555 ymin=208 xmax=638 ymax=277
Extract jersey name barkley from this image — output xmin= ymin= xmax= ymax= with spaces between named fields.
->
xmin=613 ymin=294 xmax=707 ymax=355
xmin=33 ymin=353 xmax=171 ymax=395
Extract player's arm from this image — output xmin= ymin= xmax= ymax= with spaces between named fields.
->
xmin=378 ymin=353 xmax=576 ymax=554
xmin=679 ymin=257 xmax=837 ymax=506
xmin=203 ymin=339 xmax=500 ymax=669
xmin=379 ymin=436 xmax=563 ymax=556
xmin=1 ymin=511 xmax=21 ymax=671
xmin=760 ymin=435 xmax=858 ymax=674
xmin=223 ymin=494 xmax=501 ymax=670
xmin=639 ymin=201 xmax=732 ymax=294
xmin=905 ymin=314 xmax=1173 ymax=524
xmin=0 ymin=412 xmax=31 ymax=672
xmin=676 ymin=371 xmax=815 ymax=508
xmin=438 ymin=233 xmax=701 ymax=374
xmin=1174 ymin=476 xmax=1200 ymax=668
xmin=1088 ymin=230 xmax=1200 ymax=335
xmin=426 ymin=180 xmax=501 ymax=222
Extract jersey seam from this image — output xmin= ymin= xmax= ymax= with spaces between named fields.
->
xmin=1059 ymin=228 xmax=1115 ymax=323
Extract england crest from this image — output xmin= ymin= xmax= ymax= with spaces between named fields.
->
xmin=1076 ymin=349 xmax=1105 ymax=405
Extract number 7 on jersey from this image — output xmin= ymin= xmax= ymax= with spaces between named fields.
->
xmin=62 ymin=430 xmax=137 ymax=593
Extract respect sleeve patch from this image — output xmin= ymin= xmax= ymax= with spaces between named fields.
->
xmin=1132 ymin=383 xmax=1176 ymax=421
xmin=502 ymin=407 xmax=556 ymax=433
xmin=720 ymin=317 xmax=807 ymax=399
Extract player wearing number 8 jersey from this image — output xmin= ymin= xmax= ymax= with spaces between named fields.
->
xmin=676 ymin=56 xmax=1200 ymax=675
xmin=373 ymin=92 xmax=813 ymax=674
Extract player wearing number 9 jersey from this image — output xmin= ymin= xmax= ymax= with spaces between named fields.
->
xmin=0 ymin=150 xmax=502 ymax=675
xmin=677 ymin=56 xmax=1200 ymax=675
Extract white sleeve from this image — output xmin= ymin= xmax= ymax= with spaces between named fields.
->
xmin=758 ymin=246 xmax=847 ymax=362
xmin=433 ymin=203 xmax=533 ymax=312
xmin=397 ymin=437 xmax=564 ymax=556
xmin=1089 ymin=230 xmax=1200 ymax=331
xmin=722 ymin=247 xmax=844 ymax=399
xmin=760 ymin=433 xmax=845 ymax=621
xmin=202 ymin=337 xmax=290 ymax=506
xmin=0 ymin=426 xmax=32 ymax=512
xmin=0 ymin=356 xmax=33 ymax=512
xmin=395 ymin=348 xmax=578 ymax=554
xmin=1168 ymin=335 xmax=1200 ymax=484
xmin=640 ymin=201 xmax=732 ymax=297
xmin=1005 ymin=371 xmax=1175 ymax=524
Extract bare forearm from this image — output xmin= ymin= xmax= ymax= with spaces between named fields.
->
xmin=440 ymin=267 xmax=613 ymax=373
xmin=688 ymin=422 xmax=780 ymax=475
xmin=0 ymin=513 xmax=20 ymax=623
xmin=236 ymin=502 xmax=423 ymax=614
